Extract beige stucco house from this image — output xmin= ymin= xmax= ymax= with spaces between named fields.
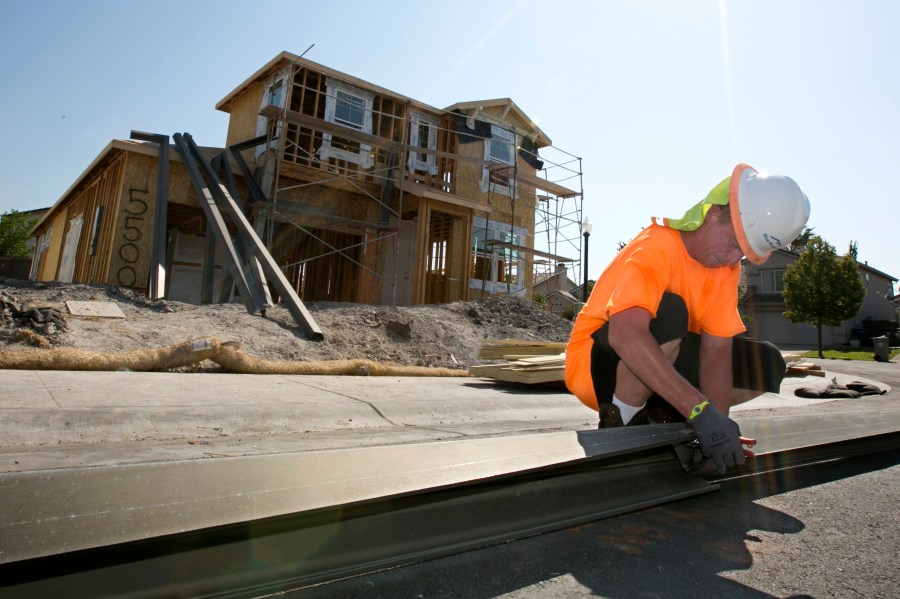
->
xmin=742 ymin=250 xmax=898 ymax=346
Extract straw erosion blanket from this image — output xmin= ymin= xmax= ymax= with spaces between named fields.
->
xmin=0 ymin=278 xmax=574 ymax=373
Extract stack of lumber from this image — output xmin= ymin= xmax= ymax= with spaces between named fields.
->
xmin=783 ymin=354 xmax=825 ymax=377
xmin=477 ymin=339 xmax=567 ymax=360
xmin=469 ymin=340 xmax=566 ymax=384
xmin=470 ymin=343 xmax=827 ymax=383
xmin=785 ymin=361 xmax=825 ymax=377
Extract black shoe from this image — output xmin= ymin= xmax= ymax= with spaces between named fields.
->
xmin=644 ymin=398 xmax=684 ymax=424
xmin=598 ymin=403 xmax=649 ymax=428
xmin=598 ymin=403 xmax=623 ymax=428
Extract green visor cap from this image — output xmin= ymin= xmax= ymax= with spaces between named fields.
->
xmin=658 ymin=175 xmax=731 ymax=231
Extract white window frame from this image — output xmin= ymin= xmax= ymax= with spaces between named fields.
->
xmin=470 ymin=216 xmax=528 ymax=295
xmin=254 ymin=67 xmax=291 ymax=159
xmin=318 ymin=77 xmax=375 ymax=168
xmin=480 ymin=124 xmax=516 ymax=194
xmin=408 ymin=111 xmax=439 ymax=175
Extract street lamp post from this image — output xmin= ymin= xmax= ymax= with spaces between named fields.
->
xmin=581 ymin=218 xmax=592 ymax=301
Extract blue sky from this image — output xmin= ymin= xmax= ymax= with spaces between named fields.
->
xmin=1 ymin=0 xmax=897 ymax=284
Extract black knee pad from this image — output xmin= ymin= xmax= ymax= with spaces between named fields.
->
xmin=649 ymin=293 xmax=688 ymax=344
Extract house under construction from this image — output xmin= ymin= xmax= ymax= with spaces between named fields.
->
xmin=28 ymin=51 xmax=584 ymax=312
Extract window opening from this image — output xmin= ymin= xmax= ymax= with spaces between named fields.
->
xmin=255 ymin=67 xmax=291 ymax=159
xmin=268 ymin=78 xmax=285 ymax=107
xmin=89 ymin=205 xmax=104 ymax=256
xmin=430 ymin=240 xmax=447 ymax=275
xmin=334 ymin=90 xmax=366 ymax=129
xmin=761 ymin=269 xmax=785 ymax=293
xmin=471 ymin=216 xmax=527 ymax=295
xmin=489 ymin=126 xmax=514 ymax=164
xmin=481 ymin=124 xmax=515 ymax=193
xmin=408 ymin=111 xmax=439 ymax=175
xmin=319 ymin=77 xmax=375 ymax=167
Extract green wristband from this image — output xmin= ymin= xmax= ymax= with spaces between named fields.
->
xmin=688 ymin=400 xmax=710 ymax=422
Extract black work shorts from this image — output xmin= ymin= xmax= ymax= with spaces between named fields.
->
xmin=588 ymin=293 xmax=785 ymax=419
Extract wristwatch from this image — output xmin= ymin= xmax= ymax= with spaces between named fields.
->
xmin=688 ymin=400 xmax=710 ymax=422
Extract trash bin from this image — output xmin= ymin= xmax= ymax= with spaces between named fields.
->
xmin=873 ymin=335 xmax=890 ymax=362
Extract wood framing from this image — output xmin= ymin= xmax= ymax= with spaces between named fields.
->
xmin=30 ymin=52 xmax=583 ymax=311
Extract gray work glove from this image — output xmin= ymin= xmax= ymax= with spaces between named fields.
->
xmin=686 ymin=401 xmax=745 ymax=474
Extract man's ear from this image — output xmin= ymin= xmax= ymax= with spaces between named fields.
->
xmin=705 ymin=204 xmax=728 ymax=223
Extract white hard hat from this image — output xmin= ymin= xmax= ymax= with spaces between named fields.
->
xmin=729 ymin=163 xmax=811 ymax=264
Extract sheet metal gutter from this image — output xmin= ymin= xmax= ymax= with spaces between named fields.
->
xmin=0 ymin=425 xmax=695 ymax=565
xmin=2 ymin=411 xmax=899 ymax=598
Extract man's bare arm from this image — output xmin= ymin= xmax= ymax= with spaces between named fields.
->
xmin=607 ymin=306 xmax=706 ymax=417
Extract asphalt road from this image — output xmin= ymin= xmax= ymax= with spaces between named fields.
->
xmin=290 ymin=356 xmax=900 ymax=599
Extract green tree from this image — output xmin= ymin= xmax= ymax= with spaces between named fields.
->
xmin=782 ymin=235 xmax=865 ymax=358
xmin=785 ymin=226 xmax=815 ymax=254
xmin=0 ymin=210 xmax=37 ymax=258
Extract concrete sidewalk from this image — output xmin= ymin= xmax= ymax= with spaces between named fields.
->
xmin=0 ymin=362 xmax=893 ymax=473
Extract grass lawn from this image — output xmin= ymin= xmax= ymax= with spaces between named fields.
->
xmin=801 ymin=348 xmax=900 ymax=361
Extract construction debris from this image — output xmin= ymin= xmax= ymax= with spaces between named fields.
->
xmin=1 ymin=290 xmax=68 ymax=338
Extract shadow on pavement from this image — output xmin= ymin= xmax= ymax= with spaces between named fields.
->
xmin=295 ymin=448 xmax=900 ymax=599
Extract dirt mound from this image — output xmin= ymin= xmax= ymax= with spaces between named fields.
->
xmin=0 ymin=278 xmax=573 ymax=371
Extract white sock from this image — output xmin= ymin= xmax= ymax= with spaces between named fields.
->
xmin=612 ymin=395 xmax=646 ymax=425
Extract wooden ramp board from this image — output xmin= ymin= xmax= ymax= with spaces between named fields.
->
xmin=786 ymin=361 xmax=826 ymax=377
xmin=494 ymin=365 xmax=566 ymax=384
xmin=65 ymin=301 xmax=125 ymax=319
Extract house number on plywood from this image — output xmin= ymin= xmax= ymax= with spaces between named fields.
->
xmin=116 ymin=189 xmax=149 ymax=286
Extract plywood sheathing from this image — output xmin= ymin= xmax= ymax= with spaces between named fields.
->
xmin=107 ymin=153 xmax=157 ymax=288
xmin=38 ymin=211 xmax=68 ymax=281
xmin=35 ymin=151 xmax=127 ymax=284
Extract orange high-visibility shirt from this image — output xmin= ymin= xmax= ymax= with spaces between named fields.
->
xmin=565 ymin=224 xmax=745 ymax=411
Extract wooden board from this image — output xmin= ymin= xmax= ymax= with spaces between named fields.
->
xmin=65 ymin=301 xmax=125 ymax=319
xmin=786 ymin=361 xmax=826 ymax=377
xmin=478 ymin=340 xmax=567 ymax=360
xmin=494 ymin=365 xmax=566 ymax=384
xmin=470 ymin=340 xmax=566 ymax=384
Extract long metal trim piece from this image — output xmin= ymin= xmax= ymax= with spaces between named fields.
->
xmin=2 ymin=417 xmax=898 ymax=598
xmin=718 ymin=430 xmax=900 ymax=481
xmin=0 ymin=445 xmax=711 ymax=598
xmin=0 ymin=425 xmax=694 ymax=565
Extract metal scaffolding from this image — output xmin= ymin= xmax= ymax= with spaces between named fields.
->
xmin=240 ymin=61 xmax=585 ymax=305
